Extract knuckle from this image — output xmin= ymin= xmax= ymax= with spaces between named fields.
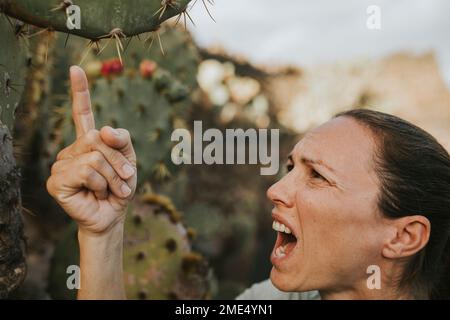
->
xmin=55 ymin=192 xmax=66 ymax=204
xmin=46 ymin=176 xmax=63 ymax=202
xmin=56 ymin=151 xmax=63 ymax=161
xmin=90 ymin=151 xmax=105 ymax=168
xmin=99 ymin=177 xmax=108 ymax=190
xmin=96 ymin=178 xmax=107 ymax=190
xmin=81 ymin=165 xmax=95 ymax=182
xmin=56 ymin=148 xmax=68 ymax=161
xmin=46 ymin=176 xmax=54 ymax=195
xmin=50 ymin=162 xmax=59 ymax=175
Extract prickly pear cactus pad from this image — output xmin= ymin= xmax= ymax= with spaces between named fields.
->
xmin=124 ymin=193 xmax=210 ymax=300
xmin=0 ymin=123 xmax=26 ymax=298
xmin=48 ymin=192 xmax=210 ymax=300
xmin=0 ymin=16 xmax=29 ymax=131
xmin=0 ymin=0 xmax=192 ymax=40
xmin=60 ymin=65 xmax=190 ymax=186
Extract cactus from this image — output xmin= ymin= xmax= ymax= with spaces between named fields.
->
xmin=183 ymin=203 xmax=229 ymax=258
xmin=88 ymin=68 xmax=189 ymax=186
xmin=9 ymin=26 xmax=201 ymax=188
xmin=92 ymin=26 xmax=200 ymax=89
xmin=48 ymin=192 xmax=211 ymax=300
xmin=13 ymin=30 xmax=73 ymax=233
xmin=0 ymin=1 xmax=214 ymax=299
xmin=0 ymin=0 xmax=193 ymax=40
xmin=14 ymin=29 xmax=56 ymax=163
xmin=0 ymin=123 xmax=26 ymax=298
xmin=0 ymin=16 xmax=29 ymax=132
xmin=124 ymin=192 xmax=210 ymax=299
xmin=58 ymin=64 xmax=191 ymax=187
xmin=55 ymin=27 xmax=200 ymax=187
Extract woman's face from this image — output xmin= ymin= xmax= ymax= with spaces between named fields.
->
xmin=268 ymin=116 xmax=391 ymax=293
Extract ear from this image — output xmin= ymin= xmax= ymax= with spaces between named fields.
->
xmin=382 ymin=215 xmax=431 ymax=259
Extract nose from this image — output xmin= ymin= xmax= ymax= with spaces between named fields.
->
xmin=266 ymin=175 xmax=295 ymax=208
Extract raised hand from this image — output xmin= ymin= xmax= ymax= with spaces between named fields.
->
xmin=47 ymin=66 xmax=137 ymax=235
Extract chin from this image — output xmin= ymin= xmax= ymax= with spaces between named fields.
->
xmin=270 ymin=266 xmax=319 ymax=293
xmin=270 ymin=267 xmax=301 ymax=292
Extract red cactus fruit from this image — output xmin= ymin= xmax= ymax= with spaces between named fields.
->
xmin=140 ymin=59 xmax=158 ymax=78
xmin=101 ymin=59 xmax=124 ymax=77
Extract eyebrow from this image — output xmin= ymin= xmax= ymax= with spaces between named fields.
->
xmin=288 ymin=154 xmax=336 ymax=174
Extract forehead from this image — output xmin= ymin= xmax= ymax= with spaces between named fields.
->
xmin=292 ymin=116 xmax=377 ymax=175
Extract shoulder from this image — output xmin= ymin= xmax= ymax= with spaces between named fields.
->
xmin=235 ymin=279 xmax=320 ymax=300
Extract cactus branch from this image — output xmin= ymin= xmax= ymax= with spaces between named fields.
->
xmin=0 ymin=0 xmax=193 ymax=40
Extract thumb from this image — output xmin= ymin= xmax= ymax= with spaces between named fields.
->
xmin=100 ymin=126 xmax=137 ymax=166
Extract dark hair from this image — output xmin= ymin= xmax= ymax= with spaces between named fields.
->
xmin=335 ymin=109 xmax=450 ymax=300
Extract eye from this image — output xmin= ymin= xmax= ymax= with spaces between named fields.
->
xmin=311 ymin=168 xmax=326 ymax=181
xmin=286 ymin=164 xmax=294 ymax=172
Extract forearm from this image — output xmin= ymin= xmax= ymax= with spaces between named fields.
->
xmin=77 ymin=221 xmax=126 ymax=300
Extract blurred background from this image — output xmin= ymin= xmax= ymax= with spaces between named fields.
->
xmin=4 ymin=0 xmax=450 ymax=299
xmin=187 ymin=0 xmax=450 ymax=149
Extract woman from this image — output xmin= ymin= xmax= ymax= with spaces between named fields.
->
xmin=47 ymin=66 xmax=450 ymax=300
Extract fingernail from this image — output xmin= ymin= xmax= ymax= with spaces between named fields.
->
xmin=122 ymin=164 xmax=135 ymax=177
xmin=121 ymin=183 xmax=132 ymax=196
xmin=110 ymin=127 xmax=121 ymax=136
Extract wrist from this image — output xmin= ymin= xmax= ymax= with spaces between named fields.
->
xmin=78 ymin=216 xmax=125 ymax=240
xmin=78 ymin=219 xmax=124 ymax=256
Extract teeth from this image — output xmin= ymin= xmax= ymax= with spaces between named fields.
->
xmin=272 ymin=220 xmax=292 ymax=234
xmin=275 ymin=246 xmax=286 ymax=258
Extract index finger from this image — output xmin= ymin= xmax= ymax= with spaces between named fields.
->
xmin=70 ymin=65 xmax=95 ymax=138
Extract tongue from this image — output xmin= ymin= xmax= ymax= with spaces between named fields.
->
xmin=283 ymin=239 xmax=297 ymax=254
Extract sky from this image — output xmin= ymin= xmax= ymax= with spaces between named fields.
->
xmin=187 ymin=0 xmax=450 ymax=89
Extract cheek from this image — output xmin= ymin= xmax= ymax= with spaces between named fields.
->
xmin=295 ymin=186 xmax=381 ymax=259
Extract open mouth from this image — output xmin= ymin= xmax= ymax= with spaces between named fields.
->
xmin=272 ymin=220 xmax=298 ymax=259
